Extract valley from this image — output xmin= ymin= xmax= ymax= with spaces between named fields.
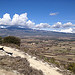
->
xmin=20 ymin=36 xmax=75 ymax=75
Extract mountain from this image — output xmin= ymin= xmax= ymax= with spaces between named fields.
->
xmin=0 ymin=25 xmax=32 ymax=30
xmin=0 ymin=25 xmax=75 ymax=38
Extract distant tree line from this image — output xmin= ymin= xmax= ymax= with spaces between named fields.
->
xmin=0 ymin=36 xmax=21 ymax=46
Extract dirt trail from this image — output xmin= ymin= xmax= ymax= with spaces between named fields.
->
xmin=0 ymin=46 xmax=62 ymax=75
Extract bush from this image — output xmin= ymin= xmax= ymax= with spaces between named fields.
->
xmin=3 ymin=36 xmax=21 ymax=46
xmin=50 ymin=57 xmax=55 ymax=63
xmin=0 ymin=36 xmax=2 ymax=44
xmin=67 ymin=63 xmax=75 ymax=73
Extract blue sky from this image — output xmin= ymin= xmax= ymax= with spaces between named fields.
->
xmin=0 ymin=0 xmax=75 ymax=33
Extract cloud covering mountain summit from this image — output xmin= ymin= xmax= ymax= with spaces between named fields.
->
xmin=0 ymin=13 xmax=75 ymax=33
xmin=0 ymin=13 xmax=35 ymax=28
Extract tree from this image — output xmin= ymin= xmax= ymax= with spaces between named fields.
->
xmin=3 ymin=36 xmax=21 ymax=46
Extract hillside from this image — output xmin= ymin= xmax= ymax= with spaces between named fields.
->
xmin=0 ymin=45 xmax=63 ymax=75
xmin=0 ymin=25 xmax=75 ymax=38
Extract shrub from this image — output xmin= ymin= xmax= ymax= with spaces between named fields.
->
xmin=67 ymin=63 xmax=75 ymax=73
xmin=3 ymin=36 xmax=21 ymax=46
xmin=0 ymin=36 xmax=2 ymax=44
xmin=50 ymin=57 xmax=55 ymax=63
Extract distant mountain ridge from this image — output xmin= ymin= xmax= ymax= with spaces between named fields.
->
xmin=0 ymin=25 xmax=75 ymax=38
xmin=0 ymin=25 xmax=32 ymax=30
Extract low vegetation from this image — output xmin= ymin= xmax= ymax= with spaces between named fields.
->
xmin=0 ymin=56 xmax=43 ymax=75
xmin=0 ymin=36 xmax=75 ymax=74
xmin=0 ymin=36 xmax=21 ymax=46
xmin=21 ymin=37 xmax=75 ymax=74
xmin=0 ymin=36 xmax=2 ymax=44
xmin=66 ymin=63 xmax=75 ymax=73
xmin=3 ymin=36 xmax=20 ymax=46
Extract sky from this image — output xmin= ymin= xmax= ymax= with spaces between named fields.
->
xmin=0 ymin=0 xmax=75 ymax=33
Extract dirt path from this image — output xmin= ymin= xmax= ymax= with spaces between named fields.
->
xmin=0 ymin=46 xmax=62 ymax=75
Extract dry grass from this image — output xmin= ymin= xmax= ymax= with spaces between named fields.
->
xmin=20 ymin=37 xmax=75 ymax=75
xmin=0 ymin=56 xmax=43 ymax=75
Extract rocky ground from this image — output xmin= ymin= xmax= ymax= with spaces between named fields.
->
xmin=0 ymin=45 xmax=73 ymax=75
xmin=0 ymin=56 xmax=43 ymax=75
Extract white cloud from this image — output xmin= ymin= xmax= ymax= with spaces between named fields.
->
xmin=0 ymin=13 xmax=11 ymax=25
xmin=12 ymin=13 xmax=28 ymax=25
xmin=12 ymin=14 xmax=19 ymax=25
xmin=60 ymin=28 xmax=73 ymax=33
xmin=52 ymin=22 xmax=62 ymax=28
xmin=52 ymin=22 xmax=75 ymax=29
xmin=49 ymin=12 xmax=58 ymax=16
xmin=26 ymin=20 xmax=35 ymax=28
xmin=35 ymin=23 xmax=50 ymax=29
xmin=51 ymin=22 xmax=75 ymax=33
xmin=0 ymin=13 xmax=75 ymax=33
xmin=0 ymin=13 xmax=35 ymax=28
xmin=63 ymin=22 xmax=74 ymax=28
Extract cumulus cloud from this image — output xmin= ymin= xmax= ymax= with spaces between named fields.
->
xmin=52 ymin=28 xmax=75 ymax=33
xmin=0 ymin=13 xmax=75 ymax=33
xmin=52 ymin=22 xmax=62 ymax=28
xmin=0 ymin=13 xmax=35 ymax=28
xmin=0 ymin=13 xmax=11 ymax=25
xmin=52 ymin=22 xmax=75 ymax=28
xmin=26 ymin=20 xmax=35 ymax=28
xmin=12 ymin=13 xmax=28 ymax=25
xmin=60 ymin=28 xmax=73 ymax=33
xmin=51 ymin=22 xmax=75 ymax=33
xmin=63 ymin=22 xmax=75 ymax=28
xmin=49 ymin=12 xmax=58 ymax=16
xmin=35 ymin=23 xmax=50 ymax=29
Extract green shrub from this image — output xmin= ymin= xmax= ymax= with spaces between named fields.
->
xmin=44 ymin=57 xmax=49 ymax=62
xmin=54 ymin=62 xmax=60 ymax=67
xmin=0 ymin=36 xmax=2 ymax=44
xmin=50 ymin=57 xmax=55 ymax=63
xmin=67 ymin=63 xmax=75 ymax=73
xmin=3 ymin=36 xmax=21 ymax=46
